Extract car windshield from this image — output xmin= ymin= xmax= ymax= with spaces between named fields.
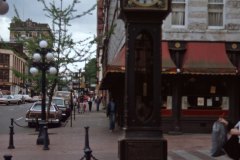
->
xmin=2 ymin=95 xmax=8 ymax=98
xmin=31 ymin=104 xmax=55 ymax=111
xmin=52 ymin=99 xmax=64 ymax=106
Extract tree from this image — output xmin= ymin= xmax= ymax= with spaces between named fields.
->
xmin=11 ymin=0 xmax=96 ymax=118
xmin=84 ymin=58 xmax=98 ymax=89
xmin=37 ymin=0 xmax=96 ymax=95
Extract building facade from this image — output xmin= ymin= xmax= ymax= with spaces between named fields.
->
xmin=97 ymin=0 xmax=240 ymax=133
xmin=9 ymin=18 xmax=53 ymax=43
xmin=0 ymin=43 xmax=27 ymax=94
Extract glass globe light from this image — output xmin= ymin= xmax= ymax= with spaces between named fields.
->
xmin=46 ymin=52 xmax=54 ymax=61
xmin=30 ymin=67 xmax=39 ymax=75
xmin=0 ymin=0 xmax=9 ymax=15
xmin=39 ymin=40 xmax=48 ymax=48
xmin=32 ymin=53 xmax=41 ymax=62
xmin=49 ymin=67 xmax=57 ymax=75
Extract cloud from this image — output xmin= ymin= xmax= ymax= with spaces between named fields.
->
xmin=0 ymin=17 xmax=11 ymax=41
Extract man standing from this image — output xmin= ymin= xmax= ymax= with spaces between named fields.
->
xmin=107 ymin=98 xmax=116 ymax=132
xmin=95 ymin=96 xmax=102 ymax=111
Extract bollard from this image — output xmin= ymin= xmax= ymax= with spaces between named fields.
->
xmin=35 ymin=117 xmax=39 ymax=132
xmin=3 ymin=154 xmax=12 ymax=160
xmin=43 ymin=126 xmax=49 ymax=150
xmin=8 ymin=119 xmax=15 ymax=149
xmin=84 ymin=126 xmax=92 ymax=160
xmin=80 ymin=126 xmax=98 ymax=160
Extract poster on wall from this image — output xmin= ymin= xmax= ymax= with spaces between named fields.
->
xmin=207 ymin=98 xmax=213 ymax=107
xmin=197 ymin=97 xmax=204 ymax=106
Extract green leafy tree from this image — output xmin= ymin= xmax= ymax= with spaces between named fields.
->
xmin=84 ymin=58 xmax=98 ymax=88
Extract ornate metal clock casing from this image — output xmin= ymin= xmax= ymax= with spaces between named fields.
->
xmin=123 ymin=0 xmax=169 ymax=10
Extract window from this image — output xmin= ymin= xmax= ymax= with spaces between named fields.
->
xmin=208 ymin=0 xmax=224 ymax=27
xmin=172 ymin=0 xmax=186 ymax=26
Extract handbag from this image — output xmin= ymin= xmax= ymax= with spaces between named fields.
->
xmin=223 ymin=135 xmax=240 ymax=159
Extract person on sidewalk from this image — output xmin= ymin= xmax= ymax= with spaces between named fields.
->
xmin=95 ymin=96 xmax=102 ymax=111
xmin=217 ymin=117 xmax=240 ymax=160
xmin=107 ymin=98 xmax=117 ymax=132
xmin=88 ymin=95 xmax=93 ymax=112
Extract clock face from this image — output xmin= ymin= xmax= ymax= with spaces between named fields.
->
xmin=129 ymin=0 xmax=160 ymax=7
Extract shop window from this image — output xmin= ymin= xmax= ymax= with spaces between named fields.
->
xmin=187 ymin=96 xmax=222 ymax=108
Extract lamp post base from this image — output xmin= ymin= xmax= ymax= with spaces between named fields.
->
xmin=36 ymin=121 xmax=49 ymax=145
xmin=119 ymin=138 xmax=167 ymax=160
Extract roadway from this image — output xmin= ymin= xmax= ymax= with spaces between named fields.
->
xmin=0 ymin=103 xmax=33 ymax=134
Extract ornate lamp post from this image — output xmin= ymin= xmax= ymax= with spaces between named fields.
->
xmin=30 ymin=40 xmax=57 ymax=149
xmin=0 ymin=0 xmax=9 ymax=15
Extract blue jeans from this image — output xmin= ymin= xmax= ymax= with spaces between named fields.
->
xmin=109 ymin=113 xmax=115 ymax=130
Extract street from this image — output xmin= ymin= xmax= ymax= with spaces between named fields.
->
xmin=0 ymin=103 xmax=33 ymax=135
xmin=0 ymin=104 xmax=233 ymax=160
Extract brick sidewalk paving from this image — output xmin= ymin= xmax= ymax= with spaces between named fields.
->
xmin=0 ymin=109 xmax=232 ymax=160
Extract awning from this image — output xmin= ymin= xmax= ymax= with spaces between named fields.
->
xmin=99 ymin=41 xmax=236 ymax=89
xmin=182 ymin=42 xmax=236 ymax=75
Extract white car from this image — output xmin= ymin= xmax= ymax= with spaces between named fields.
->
xmin=23 ymin=95 xmax=33 ymax=102
xmin=0 ymin=95 xmax=21 ymax=105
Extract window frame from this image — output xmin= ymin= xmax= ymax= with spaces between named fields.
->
xmin=208 ymin=0 xmax=225 ymax=29
xmin=171 ymin=0 xmax=187 ymax=28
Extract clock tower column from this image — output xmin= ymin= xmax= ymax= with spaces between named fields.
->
xmin=119 ymin=1 xmax=171 ymax=160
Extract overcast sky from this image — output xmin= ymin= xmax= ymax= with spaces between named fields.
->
xmin=0 ymin=0 xmax=97 ymax=41
xmin=0 ymin=0 xmax=97 ymax=71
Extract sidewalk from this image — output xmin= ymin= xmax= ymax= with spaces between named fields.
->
xmin=0 ymin=107 xmax=232 ymax=160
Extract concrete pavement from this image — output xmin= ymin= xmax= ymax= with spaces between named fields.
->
xmin=0 ymin=107 xmax=232 ymax=160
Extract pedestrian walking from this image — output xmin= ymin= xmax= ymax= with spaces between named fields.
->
xmin=88 ymin=95 xmax=93 ymax=112
xmin=107 ymin=98 xmax=116 ymax=132
xmin=95 ymin=96 xmax=102 ymax=111
xmin=78 ymin=95 xmax=84 ymax=114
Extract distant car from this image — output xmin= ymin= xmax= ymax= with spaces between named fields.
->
xmin=54 ymin=91 xmax=71 ymax=105
xmin=51 ymin=97 xmax=71 ymax=118
xmin=23 ymin=95 xmax=33 ymax=103
xmin=25 ymin=101 xmax=62 ymax=127
xmin=32 ymin=96 xmax=41 ymax=102
xmin=14 ymin=94 xmax=25 ymax=104
xmin=0 ymin=95 xmax=21 ymax=105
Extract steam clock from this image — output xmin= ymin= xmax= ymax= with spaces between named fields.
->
xmin=119 ymin=0 xmax=171 ymax=159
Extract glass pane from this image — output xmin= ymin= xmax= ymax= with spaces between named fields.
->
xmin=134 ymin=32 xmax=154 ymax=123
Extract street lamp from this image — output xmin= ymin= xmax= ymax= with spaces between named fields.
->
xmin=30 ymin=40 xmax=57 ymax=149
xmin=0 ymin=0 xmax=9 ymax=15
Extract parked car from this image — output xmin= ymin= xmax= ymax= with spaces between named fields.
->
xmin=0 ymin=95 xmax=21 ymax=105
xmin=54 ymin=91 xmax=71 ymax=105
xmin=23 ymin=95 xmax=34 ymax=103
xmin=25 ymin=101 xmax=62 ymax=127
xmin=51 ymin=97 xmax=71 ymax=119
xmin=32 ymin=96 xmax=41 ymax=102
xmin=14 ymin=94 xmax=25 ymax=104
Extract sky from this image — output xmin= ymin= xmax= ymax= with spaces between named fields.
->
xmin=0 ymin=0 xmax=97 ymax=70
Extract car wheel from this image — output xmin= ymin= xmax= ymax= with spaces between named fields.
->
xmin=6 ymin=102 xmax=9 ymax=105
xmin=57 ymin=121 xmax=61 ymax=127
xmin=28 ymin=122 xmax=33 ymax=127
